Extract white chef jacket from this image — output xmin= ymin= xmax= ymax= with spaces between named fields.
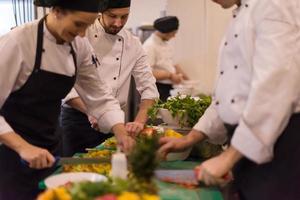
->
xmin=143 ymin=33 xmax=176 ymax=85
xmin=0 ymin=20 xmax=125 ymax=134
xmin=194 ymin=0 xmax=300 ymax=164
xmin=65 ymin=19 xmax=159 ymax=110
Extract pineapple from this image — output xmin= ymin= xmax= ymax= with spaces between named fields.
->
xmin=128 ymin=135 xmax=160 ymax=194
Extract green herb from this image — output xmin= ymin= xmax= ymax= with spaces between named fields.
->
xmin=148 ymin=94 xmax=212 ymax=127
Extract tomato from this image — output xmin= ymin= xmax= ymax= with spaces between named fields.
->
xmin=94 ymin=194 xmax=118 ymax=200
xmin=140 ymin=127 xmax=156 ymax=137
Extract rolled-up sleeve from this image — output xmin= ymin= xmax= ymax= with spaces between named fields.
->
xmin=231 ymin=7 xmax=300 ymax=164
xmin=193 ymin=102 xmax=228 ymax=144
xmin=0 ymin=34 xmax=23 ymax=135
xmin=132 ymin=45 xmax=159 ymax=100
xmin=75 ymin=41 xmax=124 ymax=133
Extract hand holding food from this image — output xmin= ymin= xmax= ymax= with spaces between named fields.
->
xmin=196 ymin=152 xmax=235 ymax=186
xmin=125 ymin=121 xmax=144 ymax=137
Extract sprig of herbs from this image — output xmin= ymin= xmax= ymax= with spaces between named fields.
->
xmin=147 ymin=94 xmax=212 ymax=127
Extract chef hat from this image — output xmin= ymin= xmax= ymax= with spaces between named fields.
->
xmin=154 ymin=16 xmax=179 ymax=33
xmin=106 ymin=0 xmax=131 ymax=9
xmin=34 ymin=0 xmax=108 ymax=13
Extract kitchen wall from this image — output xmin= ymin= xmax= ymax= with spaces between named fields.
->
xmin=167 ymin=0 xmax=233 ymax=94
xmin=126 ymin=0 xmax=167 ymax=31
xmin=126 ymin=0 xmax=233 ymax=94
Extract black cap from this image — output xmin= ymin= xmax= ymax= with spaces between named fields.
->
xmin=106 ymin=0 xmax=131 ymax=10
xmin=154 ymin=16 xmax=179 ymax=33
xmin=34 ymin=0 xmax=108 ymax=13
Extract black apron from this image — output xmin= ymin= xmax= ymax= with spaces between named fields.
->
xmin=156 ymin=82 xmax=173 ymax=102
xmin=0 ymin=17 xmax=77 ymax=200
xmin=224 ymin=114 xmax=300 ymax=200
xmin=60 ymin=107 xmax=113 ymax=156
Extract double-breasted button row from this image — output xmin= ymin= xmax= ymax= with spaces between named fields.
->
xmin=215 ymin=99 xmax=236 ymax=105
xmin=220 ymin=65 xmax=239 ymax=75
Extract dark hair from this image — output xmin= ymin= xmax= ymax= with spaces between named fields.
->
xmin=34 ymin=0 xmax=108 ymax=12
xmin=34 ymin=0 xmax=59 ymax=7
xmin=154 ymin=16 xmax=179 ymax=33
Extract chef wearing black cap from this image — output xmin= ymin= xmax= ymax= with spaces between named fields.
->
xmin=143 ymin=16 xmax=189 ymax=101
xmin=61 ymin=0 xmax=159 ymax=156
xmin=0 ymin=0 xmax=134 ymax=199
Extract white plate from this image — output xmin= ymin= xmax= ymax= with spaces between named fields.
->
xmin=44 ymin=172 xmax=107 ymax=188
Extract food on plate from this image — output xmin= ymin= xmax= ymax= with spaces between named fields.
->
xmin=37 ymin=187 xmax=71 ymax=200
xmin=94 ymin=194 xmax=118 ymax=200
xmin=63 ymin=150 xmax=113 ymax=175
xmin=164 ymin=129 xmax=183 ymax=138
xmin=39 ymin=136 xmax=161 ymax=200
xmin=38 ymin=178 xmax=161 ymax=200
xmin=103 ymin=137 xmax=117 ymax=149
xmin=140 ymin=127 xmax=157 ymax=137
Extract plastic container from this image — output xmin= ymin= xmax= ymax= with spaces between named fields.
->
xmin=111 ymin=150 xmax=128 ymax=179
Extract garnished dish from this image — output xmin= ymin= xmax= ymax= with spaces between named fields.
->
xmin=39 ymin=135 xmax=161 ymax=200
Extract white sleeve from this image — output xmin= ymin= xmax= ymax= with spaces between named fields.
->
xmin=132 ymin=43 xmax=159 ymax=100
xmin=193 ymin=101 xmax=228 ymax=144
xmin=75 ymin=41 xmax=124 ymax=133
xmin=143 ymin=42 xmax=156 ymax=68
xmin=0 ymin=34 xmax=23 ymax=135
xmin=231 ymin=4 xmax=300 ymax=164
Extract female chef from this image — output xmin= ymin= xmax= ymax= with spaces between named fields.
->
xmin=0 ymin=0 xmax=134 ymax=199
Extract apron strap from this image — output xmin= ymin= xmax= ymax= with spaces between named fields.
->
xmin=69 ymin=44 xmax=78 ymax=75
xmin=33 ymin=16 xmax=45 ymax=70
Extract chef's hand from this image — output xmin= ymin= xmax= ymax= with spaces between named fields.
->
xmin=113 ymin=124 xmax=136 ymax=154
xmin=88 ymin=115 xmax=99 ymax=131
xmin=159 ymin=129 xmax=207 ymax=160
xmin=170 ymin=73 xmax=183 ymax=84
xmin=19 ymin=143 xmax=55 ymax=169
xmin=158 ymin=136 xmax=191 ymax=160
xmin=196 ymin=146 xmax=242 ymax=186
xmin=125 ymin=121 xmax=144 ymax=137
xmin=116 ymin=134 xmax=135 ymax=154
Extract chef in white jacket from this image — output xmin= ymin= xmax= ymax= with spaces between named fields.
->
xmin=143 ymin=16 xmax=189 ymax=101
xmin=61 ymin=0 xmax=159 ymax=156
xmin=159 ymin=0 xmax=300 ymax=199
xmin=0 ymin=0 xmax=134 ymax=199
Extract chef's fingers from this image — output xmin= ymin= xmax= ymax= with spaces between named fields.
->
xmin=125 ymin=122 xmax=144 ymax=137
xmin=201 ymin=167 xmax=229 ymax=186
xmin=119 ymin=136 xmax=135 ymax=154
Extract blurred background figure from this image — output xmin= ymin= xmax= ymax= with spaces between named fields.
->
xmin=143 ymin=16 xmax=189 ymax=102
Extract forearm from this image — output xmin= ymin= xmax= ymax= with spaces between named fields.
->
xmin=66 ymin=97 xmax=87 ymax=114
xmin=185 ymin=129 xmax=207 ymax=147
xmin=134 ymin=99 xmax=155 ymax=124
xmin=175 ymin=64 xmax=189 ymax=80
xmin=0 ymin=132 xmax=30 ymax=154
xmin=222 ymin=145 xmax=243 ymax=167
xmin=111 ymin=123 xmax=127 ymax=137
xmin=152 ymin=69 xmax=172 ymax=81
